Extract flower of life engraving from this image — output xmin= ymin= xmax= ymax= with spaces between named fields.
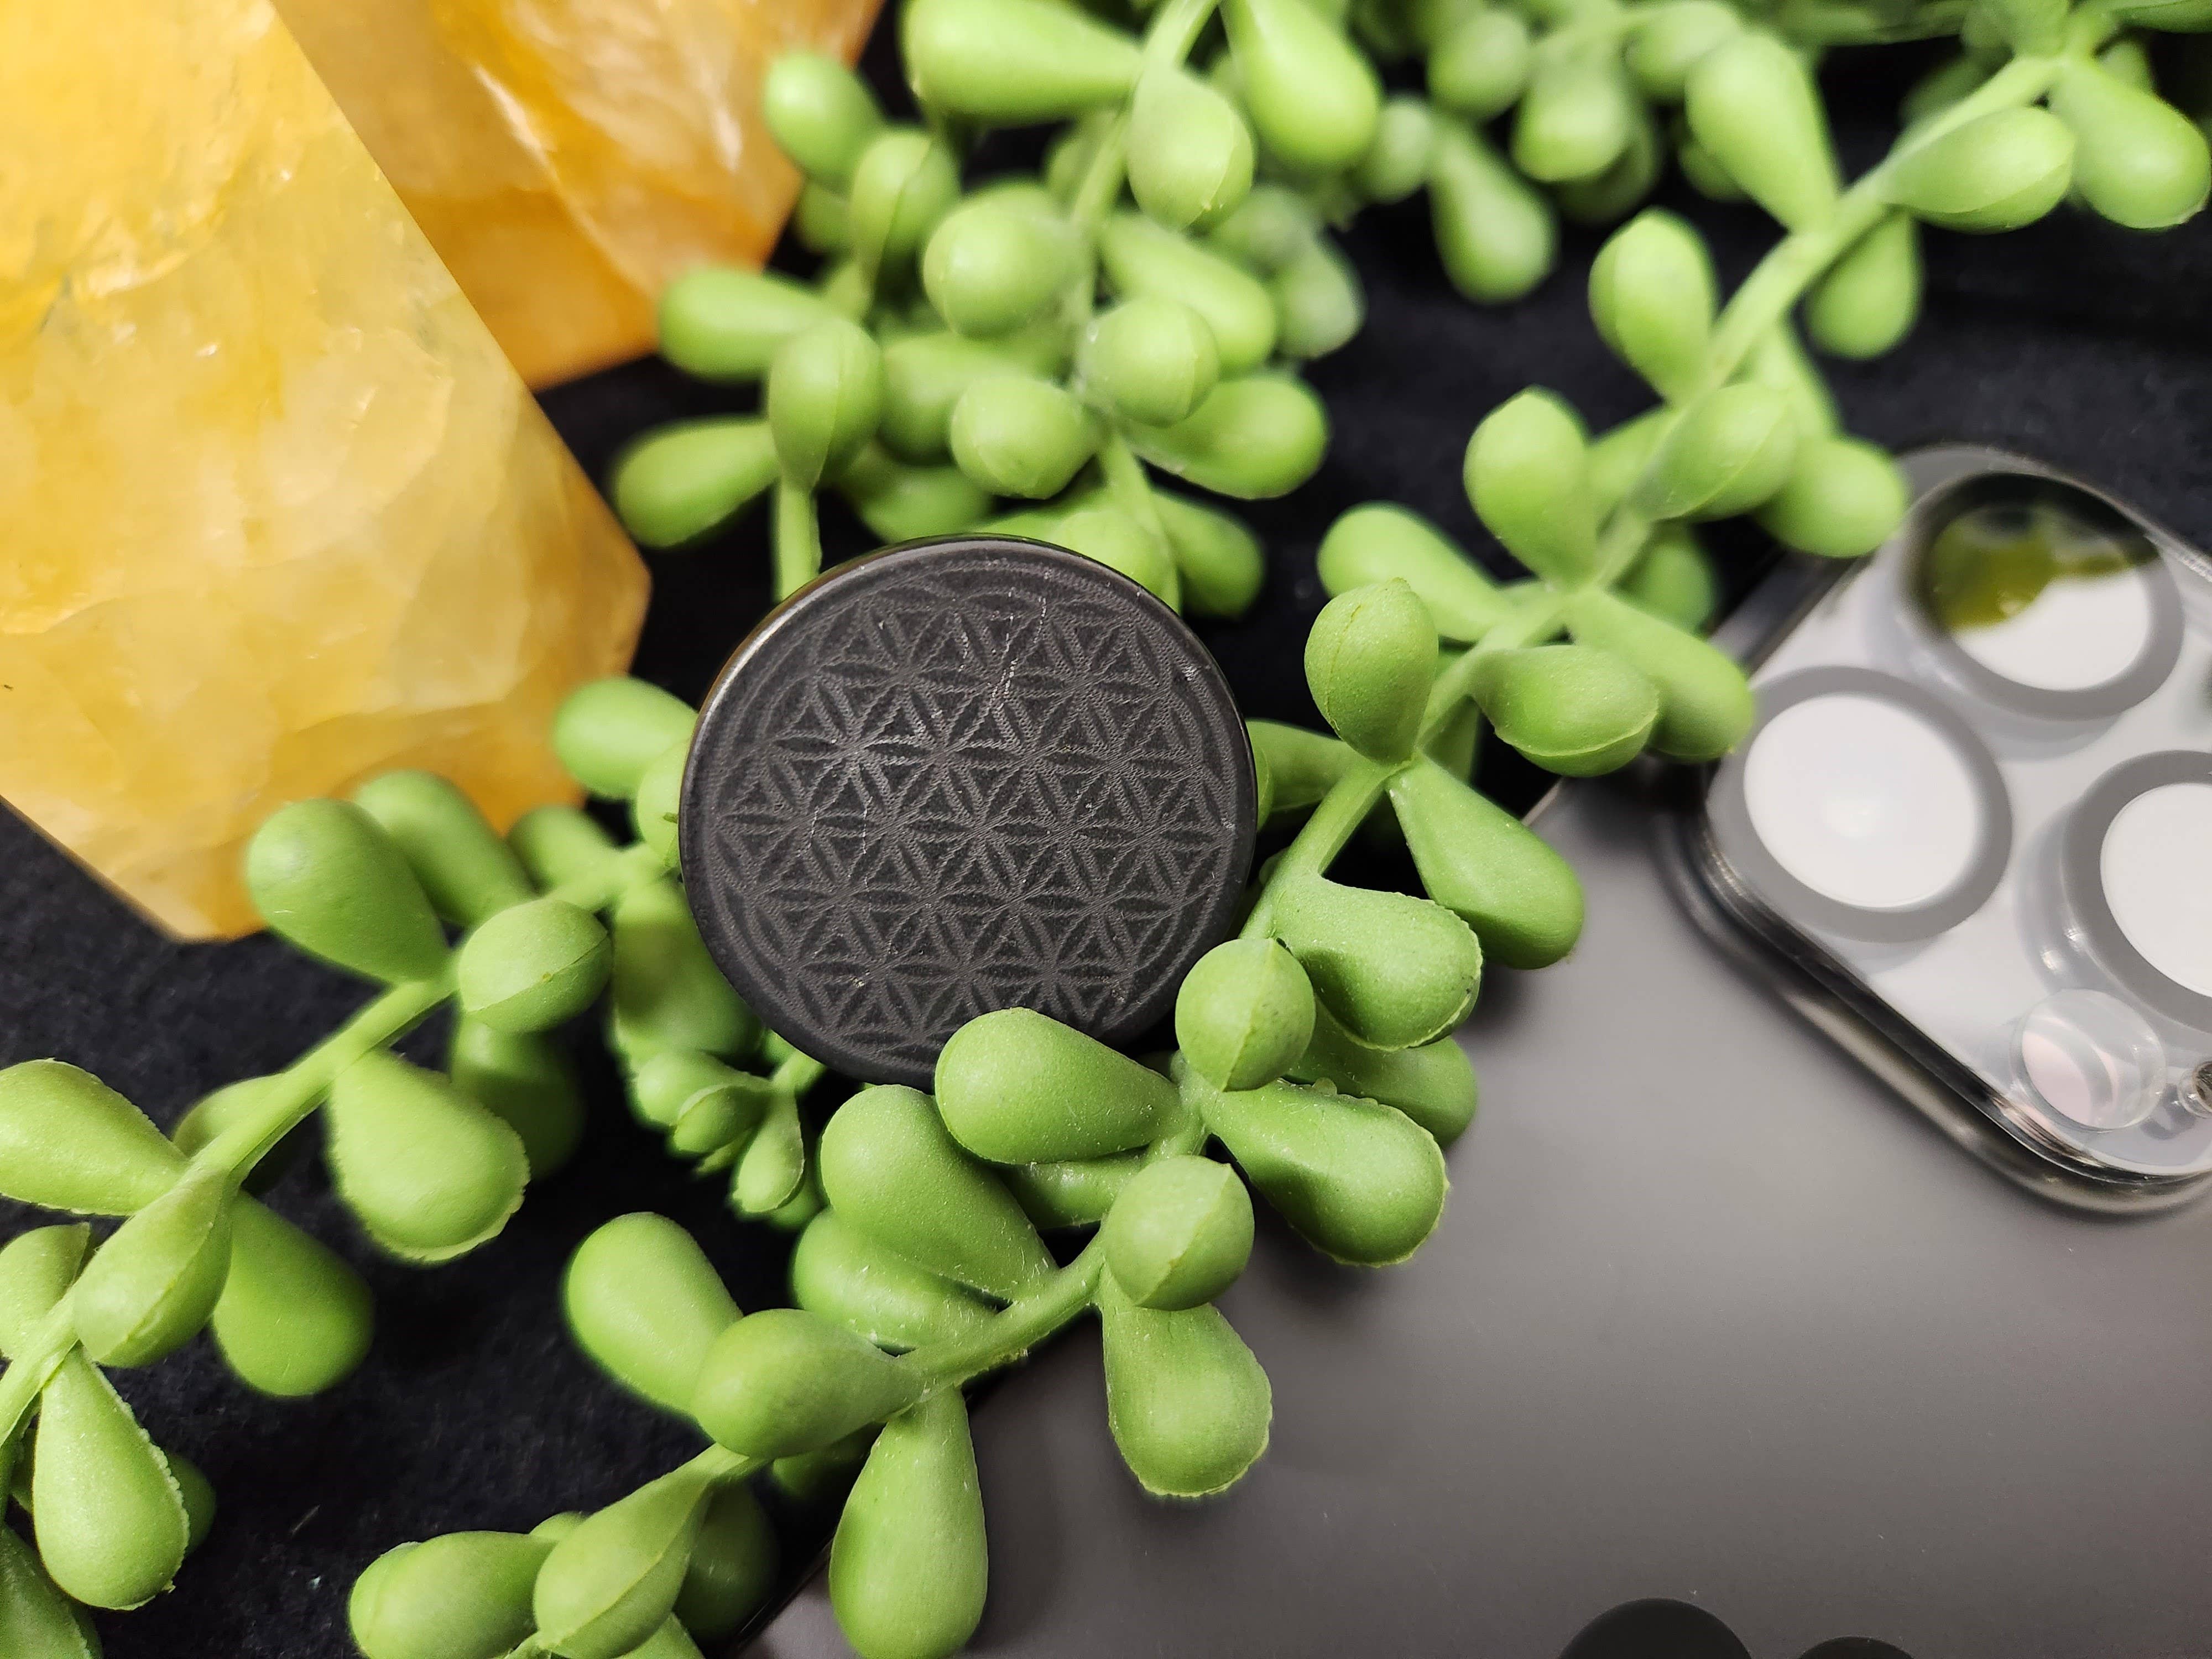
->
xmin=681 ymin=538 xmax=1257 ymax=1087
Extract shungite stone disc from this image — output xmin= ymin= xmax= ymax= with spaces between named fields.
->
xmin=679 ymin=536 xmax=1257 ymax=1087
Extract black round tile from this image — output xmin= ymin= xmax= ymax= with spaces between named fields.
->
xmin=1559 ymin=1599 xmax=1751 ymax=1659
xmin=679 ymin=535 xmax=1257 ymax=1087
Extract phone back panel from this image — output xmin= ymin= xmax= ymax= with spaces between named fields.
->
xmin=753 ymin=778 xmax=2212 ymax=1659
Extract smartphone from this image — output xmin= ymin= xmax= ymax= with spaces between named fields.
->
xmin=747 ymin=452 xmax=2212 ymax=1659
xmin=1678 ymin=445 xmax=2212 ymax=1209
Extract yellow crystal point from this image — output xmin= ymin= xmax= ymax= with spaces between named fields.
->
xmin=277 ymin=0 xmax=884 ymax=387
xmin=0 ymin=0 xmax=649 ymax=940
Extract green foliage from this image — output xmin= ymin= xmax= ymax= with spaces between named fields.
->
xmin=1175 ymin=938 xmax=1316 ymax=1092
xmin=934 ymin=1009 xmax=1180 ymax=1163
xmin=210 ymin=1198 xmax=375 ymax=1398
xmin=565 ymin=1214 xmax=743 ymax=1417
xmin=246 ymin=800 xmax=448 ymax=984
xmin=610 ymin=418 xmax=780 ymax=549
xmin=17 ymin=0 xmax=2212 ymax=1652
xmin=827 ymin=1391 xmax=988 ymax=1659
xmin=456 ymin=898 xmax=613 ymax=1035
xmin=1097 ymin=1272 xmax=1272 ymax=1495
xmin=1304 ymin=580 xmax=1439 ymax=763
xmin=819 ymin=1086 xmax=1056 ymax=1297
xmin=349 ymin=1531 xmax=551 ymax=1659
xmin=1098 ymin=1157 xmax=1255 ymax=1310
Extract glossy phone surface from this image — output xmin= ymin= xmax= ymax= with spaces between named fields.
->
xmin=1688 ymin=447 xmax=2212 ymax=1204
xmin=750 ymin=770 xmax=2212 ymax=1659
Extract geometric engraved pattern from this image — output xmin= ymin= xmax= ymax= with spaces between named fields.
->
xmin=680 ymin=538 xmax=1256 ymax=1087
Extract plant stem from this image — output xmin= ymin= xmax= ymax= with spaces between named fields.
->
xmin=906 ymin=1241 xmax=1107 ymax=1387
xmin=1238 ymin=755 xmax=1396 ymax=938
xmin=201 ymin=842 xmax=665 ymax=1185
xmin=0 ymin=836 xmax=681 ymax=1456
xmin=201 ymin=976 xmax=453 ymax=1179
xmin=0 ymin=1303 xmax=75 ymax=1458
xmin=1065 ymin=0 xmax=1223 ymax=295
xmin=1587 ymin=46 xmax=2074 ymax=592
xmin=772 ymin=1050 xmax=827 ymax=1099
xmin=1098 ymin=429 xmax=1170 ymax=542
xmin=774 ymin=480 xmax=824 ymax=600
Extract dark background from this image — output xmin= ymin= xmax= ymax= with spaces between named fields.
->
xmin=4 ymin=33 xmax=2211 ymax=1659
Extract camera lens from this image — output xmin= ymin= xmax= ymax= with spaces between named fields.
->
xmin=2049 ymin=751 xmax=2212 ymax=1041
xmin=2012 ymin=989 xmax=2168 ymax=1134
xmin=1707 ymin=667 xmax=2012 ymax=946
xmin=2184 ymin=1062 xmax=2212 ymax=1120
xmin=1901 ymin=476 xmax=2181 ymax=726
xmin=1744 ymin=693 xmax=1985 ymax=911
xmin=2099 ymin=778 xmax=2212 ymax=1001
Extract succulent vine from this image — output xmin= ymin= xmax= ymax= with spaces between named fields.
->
xmin=1 ymin=0 xmax=2206 ymax=1650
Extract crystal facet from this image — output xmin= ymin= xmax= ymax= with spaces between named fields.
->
xmin=276 ymin=0 xmax=884 ymax=387
xmin=0 ymin=0 xmax=649 ymax=939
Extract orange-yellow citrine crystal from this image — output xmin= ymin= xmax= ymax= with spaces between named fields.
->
xmin=0 ymin=0 xmax=649 ymax=940
xmin=276 ymin=0 xmax=883 ymax=388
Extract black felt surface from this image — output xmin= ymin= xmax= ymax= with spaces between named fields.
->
xmin=4 ymin=36 xmax=2210 ymax=1659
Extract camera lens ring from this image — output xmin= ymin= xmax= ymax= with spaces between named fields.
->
xmin=1900 ymin=473 xmax=2184 ymax=723
xmin=2058 ymin=749 xmax=2212 ymax=1035
xmin=1709 ymin=665 xmax=2014 ymax=946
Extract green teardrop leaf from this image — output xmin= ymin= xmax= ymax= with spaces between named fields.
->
xmin=934 ymin=1009 xmax=1178 ymax=1163
xmin=903 ymin=0 xmax=1141 ymax=123
xmin=1316 ymin=504 xmax=1510 ymax=643
xmin=1562 ymin=587 xmax=1755 ymax=760
xmin=672 ymin=1483 xmax=778 ymax=1643
xmin=1098 ymin=213 xmax=1278 ymax=374
xmin=533 ymin=1466 xmax=713 ymax=1659
xmin=608 ymin=877 xmax=758 ymax=1064
xmin=2048 ymin=61 xmax=2210 ymax=230
xmin=1805 ymin=214 xmax=1921 ymax=359
xmin=1119 ymin=374 xmax=1327 ymax=500
xmin=32 ymin=1353 xmax=189 ymax=1608
xmin=325 ymin=1050 xmax=529 ymax=1264
xmin=1464 ymin=389 xmax=1597 ymax=584
xmin=817 ymin=1087 xmax=1054 ymax=1299
xmin=693 ymin=1310 xmax=920 ymax=1459
xmin=1684 ymin=34 xmax=1839 ymax=229
xmin=1388 ymin=754 xmax=1584 ymax=968
xmin=450 ymin=1021 xmax=587 ymax=1180
xmin=1269 ymin=875 xmax=1482 ymax=1050
xmin=552 ymin=679 xmax=697 ymax=802
xmin=827 ymin=1390 xmax=988 ymax=1659
xmin=792 ymin=1210 xmax=997 ymax=1352
xmin=211 ymin=1196 xmax=374 ymax=1399
xmin=351 ymin=771 xmax=535 ymax=930
xmin=1098 ymin=1157 xmax=1255 ymax=1311
xmin=0 ymin=1063 xmax=181 ymax=1215
xmin=0 ymin=1524 xmax=98 ymax=1659
xmin=1427 ymin=120 xmax=1555 ymax=303
xmin=1097 ymin=1270 xmax=1272 ymax=1494
xmin=349 ymin=1530 xmax=552 ymax=1659
xmin=244 ymin=800 xmax=447 ymax=984
xmin=1303 ymin=579 xmax=1438 ymax=763
xmin=1467 ymin=644 xmax=1660 ymax=776
xmin=1885 ymin=106 xmax=2074 ymax=232
xmin=73 ymin=1165 xmax=236 ymax=1366
xmin=564 ymin=1214 xmax=741 ymax=1418
xmin=1290 ymin=1000 xmax=1479 ymax=1145
xmin=1196 ymin=1074 xmax=1448 ymax=1264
